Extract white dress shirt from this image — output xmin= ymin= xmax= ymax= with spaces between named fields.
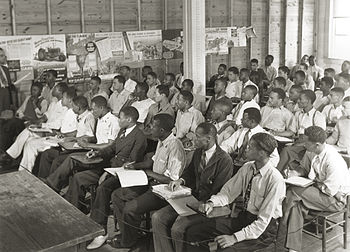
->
xmin=60 ymin=108 xmax=77 ymax=134
xmin=243 ymin=80 xmax=260 ymax=103
xmin=226 ymin=80 xmax=242 ymax=98
xmin=124 ymin=78 xmax=137 ymax=93
xmin=174 ymin=106 xmax=205 ymax=139
xmin=308 ymin=144 xmax=350 ymax=196
xmin=209 ymin=160 xmax=285 ymax=242
xmin=108 ymin=89 xmax=131 ymax=116
xmin=131 ymin=98 xmax=155 ymax=123
xmin=260 ymin=105 xmax=293 ymax=132
xmin=289 ymin=108 xmax=326 ymax=134
xmin=314 ymin=90 xmax=330 ymax=110
xmin=42 ymin=100 xmax=68 ymax=130
xmin=230 ymin=99 xmax=260 ymax=125
xmin=321 ymin=104 xmax=344 ymax=124
xmin=96 ymin=112 xmax=120 ymax=144
xmin=76 ymin=110 xmax=95 ymax=137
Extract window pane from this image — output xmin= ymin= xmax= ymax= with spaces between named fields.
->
xmin=335 ymin=18 xmax=350 ymax=35
xmin=333 ymin=0 xmax=350 ymax=17
xmin=333 ymin=35 xmax=350 ymax=59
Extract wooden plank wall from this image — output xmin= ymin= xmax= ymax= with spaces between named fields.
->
xmin=0 ymin=0 xmax=316 ymax=97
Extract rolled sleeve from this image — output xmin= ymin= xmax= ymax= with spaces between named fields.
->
xmin=163 ymin=142 xmax=186 ymax=181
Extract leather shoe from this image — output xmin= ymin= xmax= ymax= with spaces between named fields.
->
xmin=86 ymin=234 xmax=108 ymax=250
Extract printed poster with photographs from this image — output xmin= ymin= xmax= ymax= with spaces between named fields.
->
xmin=0 ymin=36 xmax=34 ymax=83
xmin=32 ymin=34 xmax=67 ymax=83
xmin=161 ymin=29 xmax=183 ymax=59
xmin=125 ymin=30 xmax=163 ymax=61
xmin=205 ymin=27 xmax=228 ymax=55
xmin=227 ymin=26 xmax=247 ymax=47
xmin=95 ymin=32 xmax=124 ymax=80
xmin=66 ymin=33 xmax=98 ymax=84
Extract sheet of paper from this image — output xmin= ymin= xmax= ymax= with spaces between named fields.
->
xmin=111 ymin=169 xmax=148 ymax=187
xmin=96 ymin=38 xmax=113 ymax=62
xmin=152 ymin=184 xmax=192 ymax=200
xmin=274 ymin=136 xmax=294 ymax=143
xmin=168 ymin=195 xmax=198 ymax=217
xmin=284 ymin=176 xmax=314 ymax=187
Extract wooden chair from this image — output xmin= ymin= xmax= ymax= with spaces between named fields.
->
xmin=303 ymin=195 xmax=349 ymax=252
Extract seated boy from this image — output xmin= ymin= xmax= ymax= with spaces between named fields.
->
xmin=84 ymin=76 xmax=109 ymax=107
xmin=129 ymin=82 xmax=155 ymax=125
xmin=205 ymin=78 xmax=231 ymax=119
xmin=151 ymin=122 xmax=233 ymax=252
xmin=163 ymin=72 xmax=179 ymax=102
xmin=108 ymin=75 xmax=130 ymax=117
xmin=278 ymin=66 xmax=294 ymax=93
xmin=284 ymin=85 xmax=303 ymax=114
xmin=186 ymin=133 xmax=285 ymax=252
xmin=225 ymin=66 xmax=242 ymax=100
xmin=321 ymin=87 xmax=344 ymax=127
xmin=314 ymin=76 xmax=333 ymax=111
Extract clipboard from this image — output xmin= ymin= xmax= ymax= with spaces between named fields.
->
xmin=70 ymin=152 xmax=103 ymax=165
xmin=186 ymin=202 xmax=231 ymax=218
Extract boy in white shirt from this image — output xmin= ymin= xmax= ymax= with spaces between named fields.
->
xmin=225 ymin=66 xmax=242 ymax=100
xmin=321 ymin=87 xmax=344 ymax=127
xmin=314 ymin=77 xmax=333 ymax=111
xmin=131 ymin=82 xmax=155 ymax=124
xmin=108 ymin=75 xmax=130 ymax=116
xmin=278 ymin=66 xmax=294 ymax=93
xmin=84 ymin=76 xmax=109 ymax=107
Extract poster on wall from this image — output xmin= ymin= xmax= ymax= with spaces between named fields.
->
xmin=66 ymin=33 xmax=98 ymax=84
xmin=125 ymin=30 xmax=163 ymax=60
xmin=227 ymin=26 xmax=247 ymax=47
xmin=162 ymin=29 xmax=183 ymax=59
xmin=95 ymin=32 xmax=124 ymax=80
xmin=32 ymin=34 xmax=67 ymax=83
xmin=0 ymin=36 xmax=34 ymax=83
xmin=205 ymin=27 xmax=228 ymax=55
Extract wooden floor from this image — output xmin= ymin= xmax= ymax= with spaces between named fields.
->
xmin=72 ymin=216 xmax=350 ymax=252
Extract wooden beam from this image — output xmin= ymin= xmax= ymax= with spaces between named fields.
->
xmin=137 ymin=0 xmax=142 ymax=30
xmin=247 ymin=0 xmax=252 ymax=64
xmin=46 ymin=0 xmax=52 ymax=34
xmin=209 ymin=0 xmax=213 ymax=80
xmin=228 ymin=0 xmax=234 ymax=66
xmin=10 ymin=0 xmax=16 ymax=35
xmin=164 ymin=0 xmax=168 ymax=72
xmin=283 ymin=0 xmax=288 ymax=65
xmin=313 ymin=0 xmax=318 ymax=55
xmin=267 ymin=0 xmax=271 ymax=55
xmin=110 ymin=0 xmax=114 ymax=32
xmin=297 ymin=0 xmax=304 ymax=60
xmin=80 ymin=0 xmax=85 ymax=33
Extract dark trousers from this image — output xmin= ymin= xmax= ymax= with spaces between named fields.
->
xmin=0 ymin=87 xmax=11 ymax=113
xmin=65 ymin=168 xmax=104 ymax=210
xmin=112 ymin=188 xmax=167 ymax=247
xmin=0 ymin=118 xmax=25 ymax=151
xmin=38 ymin=148 xmax=61 ymax=178
xmin=90 ymin=175 xmax=121 ymax=231
xmin=185 ymin=211 xmax=278 ymax=252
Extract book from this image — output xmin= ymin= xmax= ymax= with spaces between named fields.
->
xmin=152 ymin=184 xmax=192 ymax=200
xmin=104 ymin=167 xmax=148 ymax=188
xmin=284 ymin=176 xmax=314 ymax=187
xmin=168 ymin=195 xmax=198 ymax=217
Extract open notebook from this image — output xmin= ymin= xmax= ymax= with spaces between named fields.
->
xmin=284 ymin=176 xmax=314 ymax=187
xmin=104 ymin=167 xmax=148 ymax=187
xmin=152 ymin=184 xmax=192 ymax=200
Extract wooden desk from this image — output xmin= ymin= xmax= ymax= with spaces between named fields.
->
xmin=0 ymin=170 xmax=104 ymax=252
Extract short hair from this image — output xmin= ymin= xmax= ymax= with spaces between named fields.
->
xmin=182 ymin=79 xmax=194 ymax=89
xmin=300 ymin=63 xmax=308 ymax=70
xmin=156 ymin=84 xmax=170 ymax=98
xmin=251 ymin=132 xmax=277 ymax=156
xmin=266 ymin=55 xmax=274 ymax=61
xmin=136 ymin=82 xmax=149 ymax=94
xmin=240 ymin=68 xmax=250 ymax=75
xmin=250 ymin=58 xmax=258 ymax=64
xmin=73 ymin=96 xmax=89 ymax=110
xmin=228 ymin=66 xmax=239 ymax=75
xmin=91 ymin=95 xmax=107 ymax=107
xmin=343 ymin=96 xmax=350 ymax=102
xmin=330 ymin=87 xmax=345 ymax=97
xmin=214 ymin=99 xmax=233 ymax=115
xmin=320 ymin=77 xmax=334 ymax=88
xmin=147 ymin=71 xmax=157 ymax=79
xmin=215 ymin=78 xmax=227 ymax=87
xmin=179 ymin=90 xmax=194 ymax=104
xmin=271 ymin=88 xmax=286 ymax=100
xmin=324 ymin=68 xmax=335 ymax=75
xmin=91 ymin=76 xmax=101 ymax=84
xmin=63 ymin=86 xmax=76 ymax=100
xmin=244 ymin=108 xmax=261 ymax=124
xmin=300 ymin=90 xmax=316 ymax=104
xmin=278 ymin=66 xmax=290 ymax=75
xmin=218 ymin=64 xmax=227 ymax=70
xmin=120 ymin=65 xmax=131 ymax=71
xmin=120 ymin=106 xmax=139 ymax=122
xmin=153 ymin=113 xmax=175 ymax=132
xmin=32 ymin=82 xmax=43 ymax=91
xmin=46 ymin=69 xmax=58 ymax=78
xmin=197 ymin=122 xmax=217 ymax=138
xmin=142 ymin=65 xmax=152 ymax=71
xmin=165 ymin=73 xmax=175 ymax=81
xmin=56 ymin=82 xmax=69 ymax=94
xmin=114 ymin=75 xmax=126 ymax=85
xmin=304 ymin=126 xmax=327 ymax=143
xmin=274 ymin=77 xmax=287 ymax=87
xmin=290 ymin=84 xmax=303 ymax=93
xmin=295 ymin=70 xmax=306 ymax=79
xmin=244 ymin=85 xmax=258 ymax=97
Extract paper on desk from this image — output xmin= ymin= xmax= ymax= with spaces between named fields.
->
xmin=168 ymin=195 xmax=198 ymax=216
xmin=104 ymin=167 xmax=148 ymax=187
xmin=274 ymin=136 xmax=294 ymax=143
xmin=284 ymin=176 xmax=314 ymax=187
xmin=152 ymin=184 xmax=192 ymax=200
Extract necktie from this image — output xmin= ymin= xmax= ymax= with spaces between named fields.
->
xmin=243 ymin=164 xmax=259 ymax=211
xmin=237 ymin=129 xmax=250 ymax=161
xmin=198 ymin=150 xmax=206 ymax=171
xmin=232 ymin=102 xmax=243 ymax=120
xmin=119 ymin=129 xmax=126 ymax=139
xmin=0 ymin=66 xmax=8 ymax=88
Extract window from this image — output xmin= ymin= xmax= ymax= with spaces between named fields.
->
xmin=329 ymin=0 xmax=350 ymax=59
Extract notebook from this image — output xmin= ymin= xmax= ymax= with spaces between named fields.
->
xmin=152 ymin=184 xmax=192 ymax=200
xmin=284 ymin=176 xmax=314 ymax=187
xmin=186 ymin=201 xmax=231 ymax=218
xmin=168 ymin=195 xmax=198 ymax=216
xmin=104 ymin=167 xmax=148 ymax=187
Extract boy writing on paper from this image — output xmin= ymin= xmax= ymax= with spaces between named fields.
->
xmin=88 ymin=114 xmax=186 ymax=250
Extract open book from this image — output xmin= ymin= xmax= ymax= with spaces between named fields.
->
xmin=152 ymin=184 xmax=192 ymax=200
xmin=104 ymin=167 xmax=148 ymax=188
xmin=284 ymin=176 xmax=314 ymax=187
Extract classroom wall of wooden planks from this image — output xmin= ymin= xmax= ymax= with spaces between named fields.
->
xmin=0 ymin=0 xmax=316 ymax=97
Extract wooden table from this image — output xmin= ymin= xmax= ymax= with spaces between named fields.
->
xmin=0 ymin=170 xmax=104 ymax=252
